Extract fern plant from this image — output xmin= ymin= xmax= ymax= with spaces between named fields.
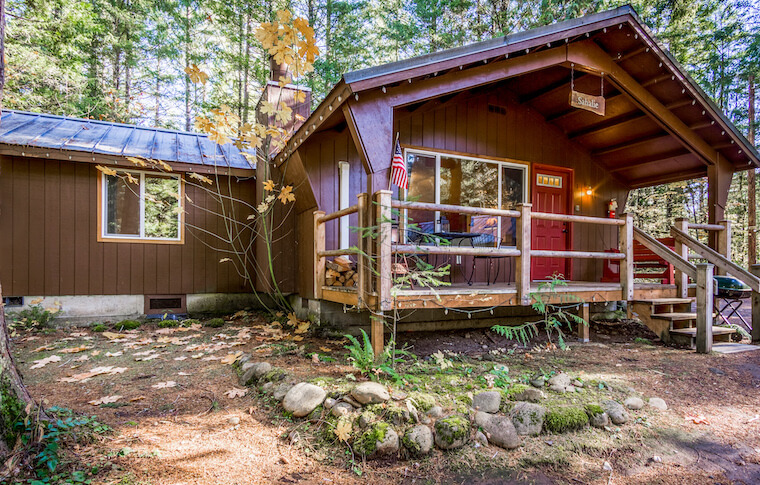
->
xmin=492 ymin=274 xmax=588 ymax=349
xmin=344 ymin=329 xmax=412 ymax=382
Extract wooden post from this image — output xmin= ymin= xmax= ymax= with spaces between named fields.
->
xmin=313 ymin=210 xmax=326 ymax=300
xmin=751 ymin=264 xmax=760 ymax=343
xmin=516 ymin=203 xmax=532 ymax=305
xmin=374 ymin=190 xmax=393 ymax=357
xmin=717 ymin=220 xmax=732 ymax=276
xmin=577 ymin=303 xmax=590 ymax=343
xmin=674 ymin=218 xmax=690 ymax=299
xmin=357 ymin=193 xmax=368 ymax=308
xmin=619 ymin=213 xmax=634 ymax=301
xmin=695 ymin=263 xmax=714 ymax=354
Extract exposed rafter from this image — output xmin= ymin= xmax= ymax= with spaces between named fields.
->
xmin=567 ymin=111 xmax=648 ymax=139
xmin=592 ymin=132 xmax=671 ymax=157
xmin=608 ymin=149 xmax=692 ymax=173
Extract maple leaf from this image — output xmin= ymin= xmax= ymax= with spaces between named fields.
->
xmin=334 ymin=419 xmax=352 ymax=442
xmin=275 ymin=102 xmax=293 ymax=124
xmin=188 ymin=172 xmax=213 ymax=185
xmin=95 ymin=165 xmax=117 ymax=177
xmin=276 ymin=9 xmax=292 ymax=23
xmin=60 ymin=346 xmax=90 ymax=354
xmin=260 ymin=101 xmax=277 ymax=116
xmin=127 ymin=156 xmax=147 ymax=167
xmin=31 ymin=355 xmax=61 ymax=369
xmin=102 ymin=332 xmax=129 ymax=340
xmin=152 ymin=381 xmax=177 ymax=389
xmin=105 ymin=351 xmax=123 ymax=357
xmin=278 ymin=185 xmax=296 ymax=204
xmin=294 ymin=321 xmax=310 ymax=335
xmin=224 ymin=387 xmax=248 ymax=399
xmin=33 ymin=345 xmax=56 ymax=352
xmin=89 ymin=395 xmax=123 ymax=406
xmin=263 ymin=179 xmax=275 ymax=191
xmin=221 ymin=351 xmax=243 ymax=365
xmin=257 ymin=202 xmax=269 ymax=213
xmin=184 ymin=63 xmax=209 ymax=84
xmin=286 ymin=312 xmax=298 ymax=327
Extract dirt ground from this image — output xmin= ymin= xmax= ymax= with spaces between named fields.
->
xmin=10 ymin=313 xmax=760 ymax=485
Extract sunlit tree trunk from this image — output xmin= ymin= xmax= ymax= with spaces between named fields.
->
xmin=749 ymin=75 xmax=756 ymax=266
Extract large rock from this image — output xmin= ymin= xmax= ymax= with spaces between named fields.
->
xmin=648 ymin=398 xmax=668 ymax=411
xmin=602 ymin=400 xmax=629 ymax=425
xmin=282 ymin=383 xmax=326 ymax=417
xmin=472 ymin=391 xmax=501 ymax=413
xmin=375 ymin=428 xmax=399 ymax=455
xmin=510 ymin=402 xmax=546 ymax=436
xmin=351 ymin=382 xmax=390 ymax=405
xmin=238 ymin=362 xmax=272 ymax=386
xmin=589 ymin=411 xmax=609 ymax=428
xmin=403 ymin=425 xmax=433 ymax=455
xmin=624 ymin=397 xmax=644 ymax=410
xmin=331 ymin=402 xmax=354 ymax=418
xmin=434 ymin=415 xmax=470 ymax=450
xmin=548 ymin=373 xmax=574 ymax=393
xmin=426 ymin=406 xmax=444 ymax=418
xmin=356 ymin=422 xmax=399 ymax=457
xmin=474 ymin=411 xmax=520 ymax=449
xmin=513 ymin=388 xmax=545 ymax=403
xmin=530 ymin=375 xmax=546 ymax=388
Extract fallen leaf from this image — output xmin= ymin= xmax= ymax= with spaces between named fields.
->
xmin=221 ymin=351 xmax=243 ymax=365
xmin=105 ymin=351 xmax=123 ymax=357
xmin=102 ymin=332 xmax=129 ymax=340
xmin=201 ymin=356 xmax=220 ymax=361
xmin=178 ymin=372 xmax=191 ymax=376
xmin=224 ymin=388 xmax=248 ymax=398
xmin=174 ymin=356 xmax=187 ymax=361
xmin=294 ymin=321 xmax=310 ymax=334
xmin=31 ymin=355 xmax=62 ymax=369
xmin=292 ymin=336 xmax=304 ymax=342
xmin=319 ymin=347 xmax=331 ymax=353
xmin=33 ymin=345 xmax=56 ymax=352
xmin=685 ymin=414 xmax=711 ymax=425
xmin=152 ymin=381 xmax=177 ymax=389
xmin=335 ymin=419 xmax=352 ymax=442
xmin=58 ymin=366 xmax=127 ymax=383
xmin=91 ymin=350 xmax=101 ymax=356
xmin=311 ymin=354 xmax=320 ymax=364
xmin=74 ymin=355 xmax=89 ymax=362
xmin=88 ymin=395 xmax=123 ymax=406
xmin=191 ymin=353 xmax=204 ymax=359
xmin=60 ymin=346 xmax=90 ymax=354
xmin=129 ymin=396 xmax=145 ymax=402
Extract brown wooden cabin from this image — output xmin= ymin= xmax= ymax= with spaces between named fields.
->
xmin=0 ymin=111 xmax=259 ymax=320
xmin=266 ymin=6 xmax=760 ymax=352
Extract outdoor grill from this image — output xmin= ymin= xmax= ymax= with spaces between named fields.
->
xmin=714 ymin=276 xmax=751 ymax=299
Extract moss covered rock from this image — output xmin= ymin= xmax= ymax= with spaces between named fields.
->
xmin=408 ymin=392 xmax=436 ymax=412
xmin=402 ymin=425 xmax=433 ymax=456
xmin=434 ymin=415 xmax=469 ymax=450
xmin=92 ymin=324 xmax=107 ymax=332
xmin=510 ymin=402 xmax=546 ymax=436
xmin=585 ymin=404 xmax=609 ymax=428
xmin=116 ymin=319 xmax=141 ymax=330
xmin=544 ymin=406 xmax=589 ymax=433
xmin=355 ymin=422 xmax=399 ymax=457
xmin=157 ymin=320 xmax=179 ymax=328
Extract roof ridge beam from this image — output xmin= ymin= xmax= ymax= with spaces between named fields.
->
xmin=567 ymin=40 xmax=718 ymax=166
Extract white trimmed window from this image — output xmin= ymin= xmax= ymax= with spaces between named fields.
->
xmin=398 ymin=148 xmax=528 ymax=246
xmin=99 ymin=169 xmax=184 ymax=243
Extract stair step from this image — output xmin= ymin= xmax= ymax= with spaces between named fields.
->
xmin=651 ymin=312 xmax=698 ymax=321
xmin=669 ymin=326 xmax=737 ymax=336
xmin=632 ymin=298 xmax=693 ymax=305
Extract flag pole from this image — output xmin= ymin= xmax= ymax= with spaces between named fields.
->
xmin=388 ymin=131 xmax=400 ymax=191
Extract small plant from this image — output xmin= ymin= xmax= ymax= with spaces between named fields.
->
xmin=181 ymin=318 xmax=201 ymax=327
xmin=91 ymin=323 xmax=108 ymax=332
xmin=491 ymin=274 xmax=587 ymax=350
xmin=115 ymin=319 xmax=141 ymax=331
xmin=633 ymin=337 xmax=653 ymax=345
xmin=8 ymin=302 xmax=61 ymax=329
xmin=204 ymin=318 xmax=225 ymax=328
xmin=157 ymin=320 xmax=179 ymax=328
xmin=344 ymin=329 xmax=411 ymax=382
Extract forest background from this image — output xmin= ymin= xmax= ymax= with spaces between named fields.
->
xmin=6 ymin=0 xmax=760 ymax=265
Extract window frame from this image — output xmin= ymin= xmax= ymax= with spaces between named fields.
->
xmin=97 ymin=168 xmax=185 ymax=244
xmin=399 ymin=147 xmax=529 ymax=246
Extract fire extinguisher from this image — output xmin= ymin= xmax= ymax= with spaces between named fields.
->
xmin=608 ymin=198 xmax=618 ymax=219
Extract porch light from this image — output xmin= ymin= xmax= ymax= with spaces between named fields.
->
xmin=585 ymin=187 xmax=593 ymax=196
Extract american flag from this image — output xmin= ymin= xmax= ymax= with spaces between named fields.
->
xmin=390 ymin=139 xmax=408 ymax=189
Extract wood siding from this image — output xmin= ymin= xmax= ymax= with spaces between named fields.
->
xmin=0 ymin=155 xmax=255 ymax=297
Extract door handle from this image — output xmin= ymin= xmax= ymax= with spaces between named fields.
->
xmin=561 ymin=223 xmax=568 ymax=234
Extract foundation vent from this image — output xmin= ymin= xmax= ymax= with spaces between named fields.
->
xmin=144 ymin=295 xmax=187 ymax=318
xmin=488 ymin=104 xmax=507 ymax=115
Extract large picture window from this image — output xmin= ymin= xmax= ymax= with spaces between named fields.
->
xmin=397 ymin=148 xmax=528 ymax=246
xmin=99 ymin=169 xmax=184 ymax=243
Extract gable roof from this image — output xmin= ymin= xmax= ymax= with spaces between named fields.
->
xmin=276 ymin=5 xmax=758 ymax=189
xmin=0 ymin=110 xmax=255 ymax=171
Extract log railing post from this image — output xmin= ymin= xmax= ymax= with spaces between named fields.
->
xmin=373 ymin=190 xmax=392 ymax=357
xmin=751 ymin=264 xmax=760 ymax=343
xmin=356 ymin=193 xmax=368 ymax=308
xmin=619 ymin=213 xmax=634 ymax=301
xmin=674 ymin=217 xmax=690 ymax=299
xmin=516 ymin=203 xmax=532 ymax=305
xmin=695 ymin=262 xmax=714 ymax=354
xmin=717 ymin=220 xmax=732 ymax=276
xmin=313 ymin=210 xmax=326 ymax=300
xmin=577 ymin=302 xmax=590 ymax=343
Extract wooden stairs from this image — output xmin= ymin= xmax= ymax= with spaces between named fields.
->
xmin=630 ymin=298 xmax=737 ymax=348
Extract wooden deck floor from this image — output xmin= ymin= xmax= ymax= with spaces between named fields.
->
xmin=321 ymin=281 xmax=677 ymax=309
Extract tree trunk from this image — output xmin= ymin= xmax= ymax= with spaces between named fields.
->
xmin=749 ymin=75 xmax=756 ymax=266
xmin=184 ymin=4 xmax=191 ymax=131
xmin=0 ymin=0 xmax=5 ymax=110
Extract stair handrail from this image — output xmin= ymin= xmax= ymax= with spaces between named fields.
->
xmin=632 ymin=227 xmax=697 ymax=279
xmin=670 ymin=226 xmax=760 ymax=293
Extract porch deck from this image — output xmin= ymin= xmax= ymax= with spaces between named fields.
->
xmin=321 ymin=281 xmax=676 ymax=310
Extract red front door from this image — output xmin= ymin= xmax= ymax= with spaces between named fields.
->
xmin=531 ymin=166 xmax=572 ymax=280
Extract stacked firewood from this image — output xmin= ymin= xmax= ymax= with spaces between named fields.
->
xmin=325 ymin=256 xmax=359 ymax=287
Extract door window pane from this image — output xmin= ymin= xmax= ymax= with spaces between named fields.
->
xmin=501 ymin=166 xmax=525 ymax=246
xmin=145 ymin=175 xmax=180 ymax=239
xmin=105 ymin=174 xmax=140 ymax=236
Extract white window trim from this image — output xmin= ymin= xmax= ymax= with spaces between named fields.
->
xmin=401 ymin=148 xmax=529 ymax=246
xmin=101 ymin=169 xmax=183 ymax=242
xmin=338 ymin=161 xmax=350 ymax=249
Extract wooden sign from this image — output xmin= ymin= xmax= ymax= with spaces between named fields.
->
xmin=570 ymin=90 xmax=606 ymax=116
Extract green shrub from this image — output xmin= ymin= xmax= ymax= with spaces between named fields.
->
xmin=204 ymin=318 xmax=225 ymax=328
xmin=116 ymin=320 xmax=141 ymax=331
xmin=92 ymin=324 xmax=108 ymax=332
xmin=157 ymin=320 xmax=179 ymax=328
xmin=8 ymin=304 xmax=61 ymax=329
xmin=181 ymin=318 xmax=201 ymax=327
xmin=545 ymin=406 xmax=589 ymax=433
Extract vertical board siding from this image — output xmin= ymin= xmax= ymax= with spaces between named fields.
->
xmin=0 ymin=156 xmax=256 ymax=297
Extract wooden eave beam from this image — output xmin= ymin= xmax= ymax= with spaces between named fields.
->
xmin=608 ymin=149 xmax=692 ymax=173
xmin=614 ymin=45 xmax=648 ymax=63
xmin=568 ymin=40 xmax=719 ymax=166
xmin=518 ymin=73 xmax=583 ymax=104
xmin=591 ymin=132 xmax=671 ymax=157
xmin=567 ymin=111 xmax=647 ymax=139
xmin=629 ymin=167 xmax=707 ymax=188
